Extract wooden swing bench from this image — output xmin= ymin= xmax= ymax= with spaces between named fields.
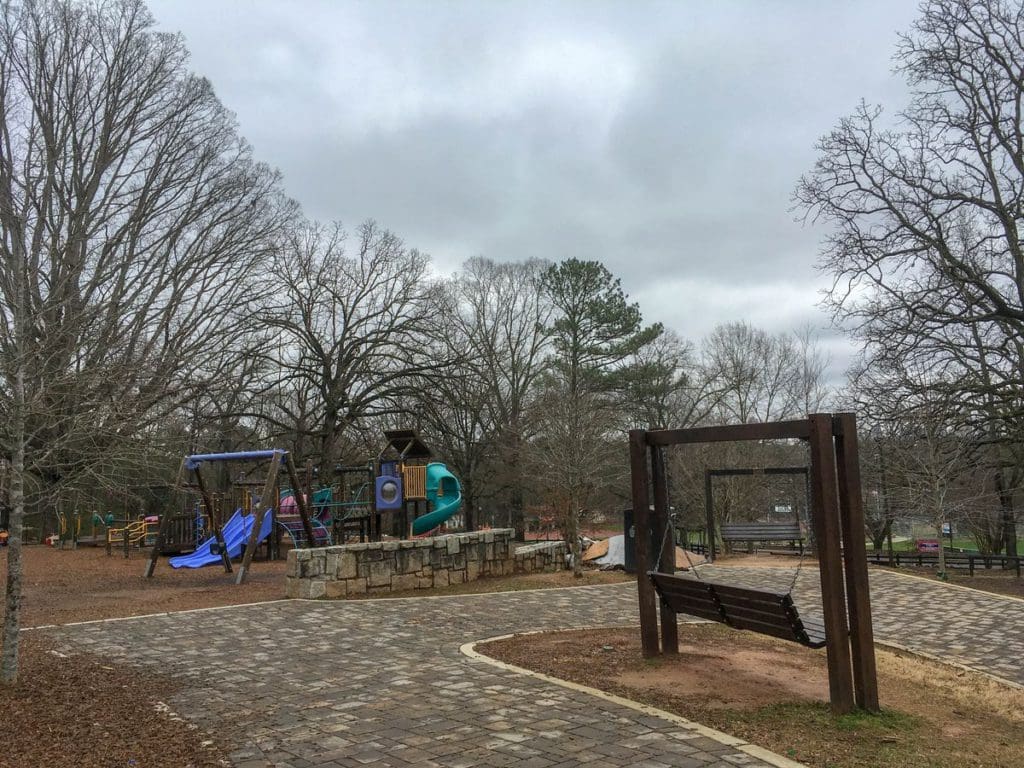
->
xmin=649 ymin=571 xmax=826 ymax=649
xmin=720 ymin=522 xmax=804 ymax=554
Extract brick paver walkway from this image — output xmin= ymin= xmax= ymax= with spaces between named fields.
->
xmin=48 ymin=587 xmax=776 ymax=768
xmin=693 ymin=565 xmax=1024 ymax=686
xmin=44 ymin=567 xmax=1023 ymax=767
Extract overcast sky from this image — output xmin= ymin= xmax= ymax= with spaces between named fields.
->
xmin=148 ymin=1 xmax=922 ymax=381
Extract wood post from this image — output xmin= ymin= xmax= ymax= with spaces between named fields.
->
xmin=630 ymin=429 xmax=659 ymax=657
xmin=145 ymin=459 xmax=186 ymax=578
xmin=834 ymin=413 xmax=880 ymax=713
xmin=808 ymin=413 xmax=855 ymax=714
xmin=237 ymin=452 xmax=282 ymax=585
xmin=651 ymin=446 xmax=678 ymax=654
xmin=194 ymin=465 xmax=231 ymax=574
xmin=704 ymin=470 xmax=716 ymax=562
xmin=284 ymin=453 xmax=316 ymax=546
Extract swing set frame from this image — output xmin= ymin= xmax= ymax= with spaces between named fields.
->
xmin=629 ymin=412 xmax=879 ymax=715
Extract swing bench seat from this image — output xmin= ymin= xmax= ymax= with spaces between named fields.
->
xmin=649 ymin=572 xmax=827 ymax=649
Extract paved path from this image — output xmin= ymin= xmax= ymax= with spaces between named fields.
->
xmin=695 ymin=565 xmax=1024 ymax=686
xmin=44 ymin=568 xmax=1024 ymax=767
xmin=48 ymin=587 xmax=773 ymax=768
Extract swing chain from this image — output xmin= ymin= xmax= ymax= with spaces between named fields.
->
xmin=653 ymin=446 xmax=704 ymax=580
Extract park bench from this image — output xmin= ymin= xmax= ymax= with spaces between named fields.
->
xmin=720 ymin=522 xmax=804 ymax=555
xmin=649 ymin=571 xmax=826 ymax=648
xmin=867 ymin=549 xmax=1021 ymax=577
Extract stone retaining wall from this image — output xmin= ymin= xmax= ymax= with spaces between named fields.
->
xmin=286 ymin=529 xmax=568 ymax=599
xmin=513 ymin=540 xmax=568 ymax=574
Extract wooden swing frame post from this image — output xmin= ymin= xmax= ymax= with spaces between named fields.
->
xmin=630 ymin=413 xmax=879 ymax=715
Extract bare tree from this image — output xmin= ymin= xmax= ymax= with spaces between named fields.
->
xmin=796 ymin=0 xmax=1024 ymax=550
xmin=458 ymin=258 xmax=552 ymax=535
xmin=0 ymin=0 xmax=292 ymax=683
xmin=702 ymin=322 xmax=828 ymax=423
xmin=260 ymin=220 xmax=447 ymax=473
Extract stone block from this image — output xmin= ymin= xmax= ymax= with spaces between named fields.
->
xmin=367 ymin=560 xmax=393 ymax=587
xmin=285 ymin=577 xmax=300 ymax=599
xmin=382 ymin=541 xmax=399 ymax=551
xmin=417 ymin=576 xmax=433 ymax=588
xmin=324 ymin=581 xmax=348 ymax=599
xmin=466 ymin=560 xmax=480 ymax=582
xmin=391 ymin=574 xmax=419 ymax=591
xmin=397 ymin=548 xmax=424 ymax=575
xmin=347 ymin=578 xmax=367 ymax=595
xmin=309 ymin=580 xmax=326 ymax=599
xmin=325 ymin=552 xmax=340 ymax=576
xmin=338 ymin=552 xmax=358 ymax=579
xmin=450 ymin=570 xmax=465 ymax=584
xmin=434 ymin=570 xmax=450 ymax=587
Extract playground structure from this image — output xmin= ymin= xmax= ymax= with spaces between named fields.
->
xmin=145 ymin=449 xmax=320 ymax=585
xmin=373 ymin=429 xmax=463 ymax=537
xmin=132 ymin=430 xmax=461 ymax=585
xmin=629 ymin=412 xmax=879 ymax=715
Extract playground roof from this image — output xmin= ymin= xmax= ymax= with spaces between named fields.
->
xmin=380 ymin=429 xmax=433 ymax=460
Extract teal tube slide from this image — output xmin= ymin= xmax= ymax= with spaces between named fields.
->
xmin=411 ymin=462 xmax=462 ymax=535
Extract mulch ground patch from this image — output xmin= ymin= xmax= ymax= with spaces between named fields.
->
xmin=481 ymin=624 xmax=1024 ymax=768
xmin=0 ymin=634 xmax=228 ymax=768
xmin=0 ymin=545 xmax=633 ymax=626
xmin=0 ymin=545 xmax=287 ymax=627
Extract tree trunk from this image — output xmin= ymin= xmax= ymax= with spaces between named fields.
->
xmin=936 ymin=521 xmax=947 ymax=579
xmin=460 ymin=478 xmax=475 ymax=532
xmin=569 ymin=506 xmax=582 ymax=577
xmin=996 ymin=470 xmax=1017 ymax=558
xmin=871 ymin=528 xmax=887 ymax=551
xmin=1 ymin=367 xmax=26 ymax=685
xmin=508 ymin=432 xmax=525 ymax=540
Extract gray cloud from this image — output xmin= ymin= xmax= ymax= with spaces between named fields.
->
xmin=149 ymin=0 xmax=922 ymax=382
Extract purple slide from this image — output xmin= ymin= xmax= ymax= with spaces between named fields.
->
xmin=169 ymin=508 xmax=273 ymax=569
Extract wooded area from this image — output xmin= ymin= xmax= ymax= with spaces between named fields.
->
xmin=1 ymin=0 xmax=1022 ymax=685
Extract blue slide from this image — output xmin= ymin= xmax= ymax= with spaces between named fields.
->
xmin=169 ymin=508 xmax=273 ymax=569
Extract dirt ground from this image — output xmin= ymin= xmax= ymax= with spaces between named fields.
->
xmin=0 ymin=544 xmax=288 ymax=627
xmin=0 ymin=634 xmax=228 ymax=768
xmin=0 ymin=544 xmax=633 ymax=627
xmin=481 ymin=625 xmax=1024 ymax=768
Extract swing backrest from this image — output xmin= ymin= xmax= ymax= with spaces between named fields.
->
xmin=649 ymin=572 xmax=826 ymax=649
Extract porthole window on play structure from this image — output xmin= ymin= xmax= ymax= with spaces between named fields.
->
xmin=379 ymin=479 xmax=399 ymax=504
